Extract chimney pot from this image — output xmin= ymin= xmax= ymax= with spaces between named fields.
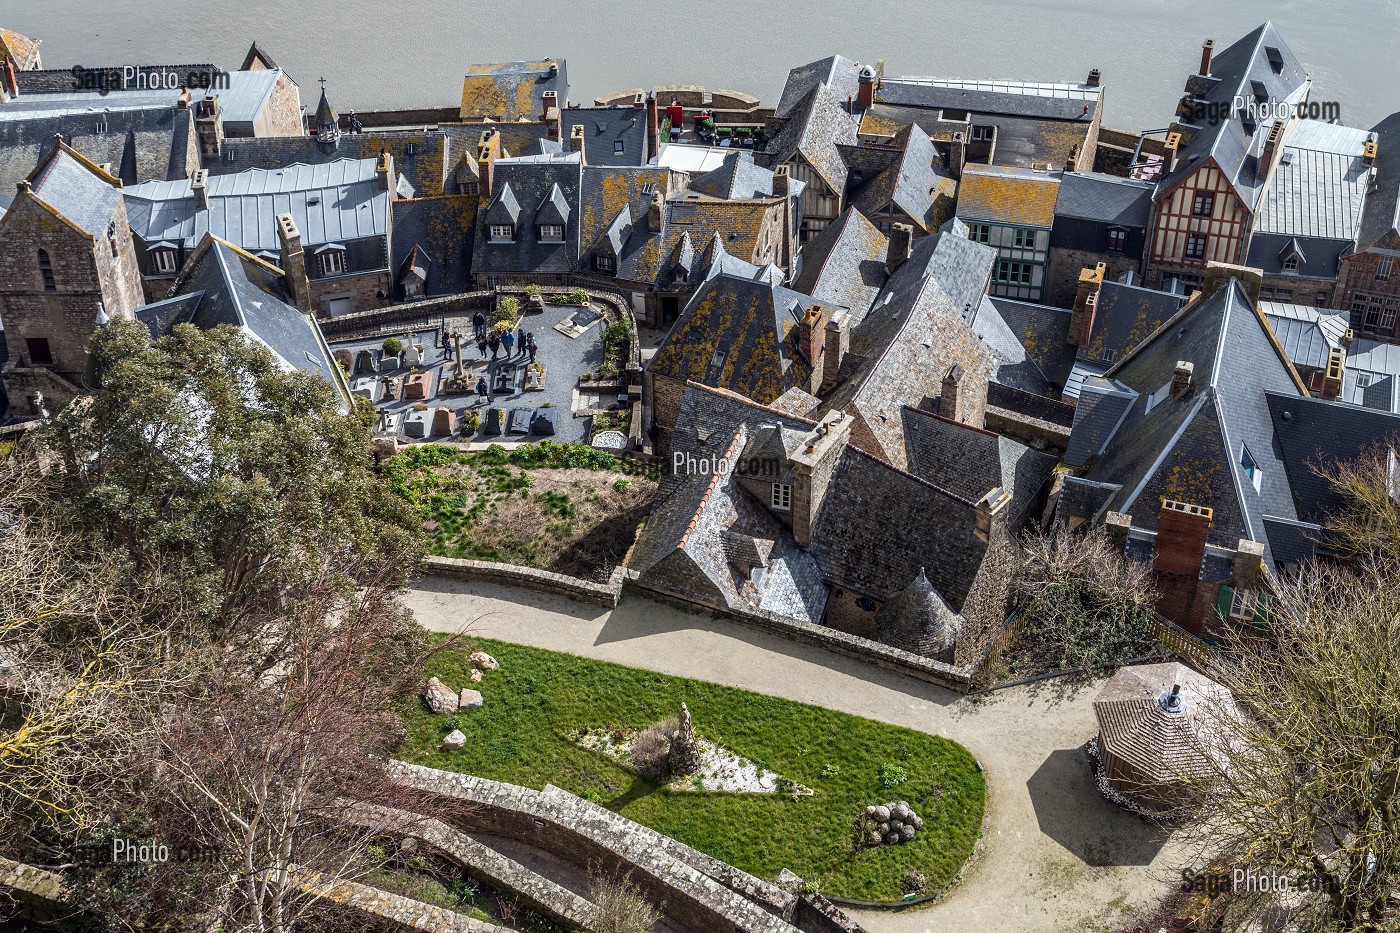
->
xmin=569 ymin=123 xmax=586 ymax=163
xmin=191 ymin=169 xmax=209 ymax=210
xmin=1171 ymin=360 xmax=1195 ymax=398
xmin=1086 ymin=68 xmax=1101 ymax=88
xmin=857 ymin=64 xmax=877 ymax=109
xmin=1200 ymin=38 xmax=1215 ymax=77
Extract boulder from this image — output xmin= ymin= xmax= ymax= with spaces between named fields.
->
xmin=469 ymin=651 xmax=500 ymax=671
xmin=458 ymin=689 xmax=484 ymax=710
xmin=423 ymin=677 xmax=458 ymax=714
xmin=438 ymin=729 xmax=467 ymax=751
xmin=872 ymin=805 xmax=891 ymax=822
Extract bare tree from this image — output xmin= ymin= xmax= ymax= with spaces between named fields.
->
xmin=1312 ymin=438 xmax=1400 ymax=570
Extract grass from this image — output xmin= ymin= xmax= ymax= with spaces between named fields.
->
xmin=399 ymin=638 xmax=985 ymax=902
xmin=382 ymin=443 xmax=655 ymax=579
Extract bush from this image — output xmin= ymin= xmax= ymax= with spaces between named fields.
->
xmin=589 ymin=869 xmax=661 ymax=933
xmin=523 ymin=284 xmax=543 ymax=298
xmin=879 ymin=763 xmax=909 ymax=788
xmin=630 ymin=717 xmax=678 ymax=782
xmin=494 ymin=296 xmax=519 ymax=323
xmin=492 ymin=320 xmax=514 ymax=337
xmin=382 ymin=337 xmax=404 ymax=356
xmin=566 ymin=288 xmax=590 ymax=305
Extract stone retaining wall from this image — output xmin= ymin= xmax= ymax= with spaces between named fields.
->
xmin=0 ymin=855 xmax=67 ymax=920
xmin=388 ymin=764 xmax=867 ymax=933
xmin=290 ymin=864 xmax=515 ymax=932
xmin=423 ymin=558 xmax=625 ymax=608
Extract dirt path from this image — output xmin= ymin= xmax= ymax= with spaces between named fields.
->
xmin=405 ymin=576 xmax=1188 ymax=933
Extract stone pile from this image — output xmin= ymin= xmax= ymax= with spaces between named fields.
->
xmin=862 ymin=800 xmax=924 ymax=846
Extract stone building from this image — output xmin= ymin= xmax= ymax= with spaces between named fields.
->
xmin=1045 ymin=171 xmax=1153 ymax=308
xmin=1337 ymin=112 xmax=1400 ymax=343
xmin=0 ymin=28 xmax=42 ymax=76
xmin=758 ymin=82 xmax=859 ymax=242
xmin=956 ymin=164 xmax=1060 ymax=303
xmin=0 ymin=141 xmax=144 ymax=419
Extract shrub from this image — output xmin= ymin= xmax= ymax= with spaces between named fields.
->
xmin=523 ymin=284 xmax=543 ymax=298
xmin=382 ymin=337 xmax=404 ymax=356
xmin=566 ymin=288 xmax=590 ymax=305
xmin=589 ymin=868 xmax=661 ymax=933
xmin=613 ymin=478 xmax=631 ymax=493
xmin=879 ymin=763 xmax=909 ymax=788
xmin=460 ymin=411 xmax=481 ymax=435
xmin=494 ymin=296 xmax=519 ymax=323
xmin=630 ymin=717 xmax=678 ymax=782
xmin=492 ymin=320 xmax=514 ymax=337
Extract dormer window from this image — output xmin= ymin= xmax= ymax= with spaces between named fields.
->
xmin=770 ymin=482 xmax=792 ymax=511
xmin=489 ymin=224 xmax=514 ymax=242
xmin=538 ymin=224 xmax=564 ymax=242
xmin=1106 ymin=227 xmax=1127 ymax=253
xmin=38 ymin=249 xmax=55 ymax=291
xmin=153 ymin=248 xmax=178 ymax=274
xmin=1241 ymin=443 xmax=1262 ymax=491
xmin=594 ymin=254 xmax=616 ymax=273
xmin=319 ymin=249 xmax=345 ymax=276
xmin=1282 ymin=255 xmax=1300 ymax=273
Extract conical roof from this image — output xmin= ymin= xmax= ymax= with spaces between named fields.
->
xmin=314 ymin=88 xmax=339 ymax=135
xmin=875 ymin=568 xmax=963 ymax=658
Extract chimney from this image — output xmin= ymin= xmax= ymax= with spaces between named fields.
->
xmin=975 ymin=487 xmax=1012 ymax=544
xmin=1199 ymin=38 xmax=1215 ymax=77
xmin=798 ymin=305 xmax=825 ymax=381
xmin=195 ymin=95 xmax=224 ymax=160
xmin=547 ymin=61 xmax=559 ymax=79
xmin=1068 ymin=262 xmax=1106 ymax=346
xmin=1086 ymin=68 xmax=1101 ymax=88
xmin=1065 ymin=143 xmax=1079 ymax=173
xmin=1364 ymin=137 xmax=1378 ymax=166
xmin=1154 ymin=499 xmax=1213 ymax=628
xmin=1163 ymin=130 xmax=1181 ymax=175
xmin=942 ymin=364 xmax=966 ymax=422
xmin=1202 ymin=261 xmax=1263 ymax=307
xmin=648 ymin=190 xmax=663 ymax=233
xmin=772 ymin=163 xmax=790 ymax=199
xmin=476 ymin=128 xmax=500 ymax=198
xmin=1171 ymin=360 xmax=1194 ymax=398
xmin=1314 ymin=346 xmax=1345 ymax=399
xmin=821 ymin=309 xmax=850 ymax=395
xmin=1105 ymin=510 xmax=1132 ymax=553
xmin=569 ymin=123 xmax=586 ymax=164
xmin=632 ymin=91 xmax=645 ymax=109
xmin=276 ymin=213 xmax=312 ymax=313
xmin=1260 ymin=120 xmax=1285 ymax=180
xmin=1232 ymin=538 xmax=1266 ymax=592
xmin=857 ymin=64 xmax=877 ymax=110
xmin=176 ymin=86 xmax=191 ymax=109
xmin=191 ymin=169 xmax=209 ymax=210
xmin=646 ymin=93 xmax=659 ymax=158
xmin=790 ymin=409 xmax=853 ymax=547
xmin=375 ymin=149 xmax=396 ymax=195
xmin=542 ymin=90 xmax=561 ymax=141
xmin=2 ymin=58 xmax=17 ymax=100
xmin=886 ymin=222 xmax=914 ymax=274
xmin=948 ymin=131 xmax=967 ymax=179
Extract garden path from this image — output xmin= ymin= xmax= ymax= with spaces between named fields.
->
xmin=405 ymin=576 xmax=1190 ymax=933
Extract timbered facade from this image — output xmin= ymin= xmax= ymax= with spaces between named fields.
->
xmin=1147 ymin=159 xmax=1249 ymax=291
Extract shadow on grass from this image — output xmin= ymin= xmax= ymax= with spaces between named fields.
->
xmin=602 ymin=772 xmax=658 ymax=812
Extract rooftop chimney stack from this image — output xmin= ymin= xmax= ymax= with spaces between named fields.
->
xmin=476 ymin=128 xmax=500 ymax=198
xmin=1364 ymin=137 xmax=1378 ymax=166
xmin=886 ymin=222 xmax=914 ymax=274
xmin=1086 ymin=68 xmax=1101 ymax=88
xmin=857 ymin=64 xmax=877 ymax=110
xmin=646 ymin=93 xmax=659 ymax=158
xmin=1163 ymin=130 xmax=1181 ymax=175
xmin=2 ymin=58 xmax=18 ymax=101
xmin=648 ymin=190 xmax=663 ymax=232
xmin=798 ymin=305 xmax=825 ymax=373
xmin=790 ymin=409 xmax=853 ymax=548
xmin=1200 ymin=38 xmax=1215 ymax=77
xmin=547 ymin=61 xmax=559 ymax=78
xmin=1065 ymin=143 xmax=1079 ymax=172
xmin=949 ymin=131 xmax=967 ymax=179
xmin=942 ymin=363 xmax=966 ymax=423
xmin=195 ymin=95 xmax=224 ymax=159
xmin=191 ymin=169 xmax=209 ymax=210
xmin=1068 ymin=262 xmax=1106 ymax=346
xmin=821 ymin=309 xmax=850 ymax=395
xmin=275 ymin=213 xmax=312 ymax=313
xmin=1154 ymin=499 xmax=1214 ymax=629
xmin=975 ymin=487 xmax=1012 ymax=544
xmin=1261 ymin=120 xmax=1285 ymax=179
xmin=1171 ymin=360 xmax=1195 ymax=398
xmin=569 ymin=123 xmax=586 ymax=164
xmin=542 ymin=90 xmax=561 ymax=141
xmin=375 ymin=149 xmax=396 ymax=195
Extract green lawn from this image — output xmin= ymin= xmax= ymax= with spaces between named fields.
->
xmin=399 ymin=638 xmax=985 ymax=902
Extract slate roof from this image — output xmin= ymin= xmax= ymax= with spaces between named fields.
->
xmin=21 ymin=145 xmax=124 ymax=239
xmin=1082 ymin=280 xmax=1189 ymax=367
xmin=957 ymin=164 xmax=1061 ymax=227
xmin=147 ymin=237 xmax=351 ymax=410
xmin=874 ymin=568 xmax=964 ymax=659
xmin=1094 ymin=662 xmax=1238 ymax=784
xmin=1078 ymin=280 xmax=1309 ymax=560
xmin=459 ymin=60 xmax=566 ymax=122
xmin=390 ymin=196 xmax=477 ymax=297
xmin=1265 ymin=391 xmax=1400 ymax=524
xmin=1254 ymin=120 xmax=1372 ymax=240
xmin=647 ymin=272 xmax=821 ymax=404
xmin=877 ymin=77 xmax=1102 ymax=122
xmin=561 ymin=107 xmax=648 ymax=166
xmin=12 ymin=69 xmax=286 ymax=133
xmin=0 ymin=105 xmax=196 ymax=190
xmin=1064 ymin=375 xmax=1138 ymax=467
xmin=979 ymin=297 xmax=1076 ymax=394
xmin=776 ymin=55 xmax=864 ymax=119
xmin=758 ymin=83 xmax=858 ymax=195
xmin=0 ymin=29 xmax=41 ymax=70
xmin=848 ymin=123 xmax=956 ymax=232
xmin=1356 ymin=111 xmax=1400 ymax=253
xmin=1343 ymin=337 xmax=1400 ymax=412
xmin=125 ymin=158 xmax=390 ymax=252
xmin=1159 ymin=22 xmax=1309 ymax=210
xmin=1055 ymin=171 xmax=1153 ymax=226
xmin=210 ymin=132 xmax=452 ymax=197
xmin=686 ymin=150 xmax=779 ymax=200
xmin=1260 ymin=301 xmax=1348 ymax=372
xmin=901 ymin=405 xmax=1058 ymax=528
xmin=470 ymin=152 xmax=582 ymax=275
xmin=872 ymin=218 xmax=995 ymax=324
xmin=789 ymin=207 xmax=888 ymax=316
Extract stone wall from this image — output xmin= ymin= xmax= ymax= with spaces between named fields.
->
xmin=290 ymin=865 xmax=515 ymax=932
xmin=423 ymin=558 xmax=625 ymax=608
xmin=312 ymin=269 xmax=394 ymax=317
xmin=1045 ymin=246 xmax=1143 ymax=309
xmin=264 ymin=72 xmax=305 ymax=137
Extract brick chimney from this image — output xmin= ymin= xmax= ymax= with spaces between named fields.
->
xmin=1364 ymin=136 xmax=1378 ymax=166
xmin=191 ymin=169 xmax=209 ymax=210
xmin=1311 ymin=346 xmax=1345 ymax=399
xmin=1260 ymin=120 xmax=1285 ymax=181
xmin=948 ymin=132 xmax=967 ymax=179
xmin=1163 ymin=129 xmax=1181 ymax=174
xmin=772 ymin=164 xmax=790 ymax=199
xmin=975 ymin=487 xmax=1012 ymax=544
xmin=195 ymin=95 xmax=224 ymax=159
xmin=375 ymin=150 xmax=396 ymax=195
xmin=648 ymin=190 xmax=664 ymax=232
xmin=175 ymin=86 xmax=191 ymax=109
xmin=569 ymin=123 xmax=586 ymax=164
xmin=476 ymin=128 xmax=500 ymax=198
xmin=789 ymin=409 xmax=853 ymax=548
xmin=941 ymin=364 xmax=966 ymax=423
xmin=798 ymin=304 xmax=825 ymax=376
xmin=1199 ymin=38 xmax=1215 ymax=77
xmin=1154 ymin=499 xmax=1213 ymax=629
xmin=646 ymin=93 xmax=659 ymax=158
xmin=542 ymin=90 xmax=561 ymax=141
xmin=276 ymin=213 xmax=312 ymax=313
xmin=886 ymin=222 xmax=914 ymax=274
xmin=1086 ymin=68 xmax=1101 ymax=88
xmin=1202 ymin=261 xmax=1263 ymax=307
xmin=1068 ymin=262 xmax=1106 ymax=346
xmin=2 ymin=58 xmax=17 ymax=101
xmin=821 ymin=309 xmax=850 ymax=395
xmin=1171 ymin=360 xmax=1194 ymax=398
xmin=1232 ymin=538 xmax=1266 ymax=592
xmin=857 ymin=64 xmax=877 ymax=110
xmin=1065 ymin=144 xmax=1079 ymax=173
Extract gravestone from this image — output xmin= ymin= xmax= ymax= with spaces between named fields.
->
xmin=402 ymin=409 xmax=431 ymax=438
xmin=493 ymin=363 xmax=517 ymax=395
xmin=431 ymin=407 xmax=456 ymax=437
xmin=529 ymin=408 xmax=557 ymax=435
xmin=355 ymin=349 xmax=376 ymax=374
xmin=402 ymin=344 xmax=422 ymax=367
xmin=483 ymin=407 xmax=506 ymax=436
xmin=381 ymin=375 xmax=404 ymax=401
xmin=507 ymin=408 xmax=534 ymax=435
xmin=404 ymin=371 xmax=433 ymax=401
xmin=350 ymin=377 xmax=380 ymax=403
xmin=378 ymin=354 xmax=400 ymax=371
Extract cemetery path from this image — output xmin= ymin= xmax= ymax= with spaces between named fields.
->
xmin=406 ymin=575 xmax=1189 ymax=933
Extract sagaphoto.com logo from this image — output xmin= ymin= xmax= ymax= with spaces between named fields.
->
xmin=1178 ymin=94 xmax=1341 ymax=127
xmin=70 ymin=65 xmax=231 ymax=97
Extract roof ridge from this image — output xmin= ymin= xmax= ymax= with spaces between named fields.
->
xmin=901 ymin=403 xmax=999 ymax=438
xmin=675 ymin=425 xmax=747 ymax=551
xmin=681 ymin=379 xmax=820 ymax=426
xmin=842 ymin=442 xmax=979 ymax=507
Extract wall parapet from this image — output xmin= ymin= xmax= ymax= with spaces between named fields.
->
xmin=422 ymin=557 xmax=624 ymax=608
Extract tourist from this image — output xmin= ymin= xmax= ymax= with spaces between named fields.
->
xmin=472 ymin=311 xmax=486 ymax=338
xmin=527 ymin=333 xmax=538 ymax=364
xmin=502 ymin=329 xmax=516 ymax=357
xmin=475 ymin=375 xmax=489 ymax=402
xmin=477 ymin=336 xmax=488 ymax=360
xmin=489 ymin=334 xmax=500 ymax=359
xmin=518 ymin=325 xmax=527 ymax=351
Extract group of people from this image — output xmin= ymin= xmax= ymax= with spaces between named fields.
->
xmin=471 ymin=312 xmax=539 ymax=366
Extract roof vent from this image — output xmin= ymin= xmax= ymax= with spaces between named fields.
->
xmin=1158 ymin=683 xmax=1186 ymax=714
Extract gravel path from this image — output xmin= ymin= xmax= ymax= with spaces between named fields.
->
xmin=405 ymin=576 xmax=1188 ymax=933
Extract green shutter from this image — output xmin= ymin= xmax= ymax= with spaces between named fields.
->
xmin=1216 ymin=585 xmax=1235 ymax=622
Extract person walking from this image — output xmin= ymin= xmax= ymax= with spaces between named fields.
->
xmin=518 ymin=325 xmax=527 ymax=353
xmin=477 ymin=336 xmax=488 ymax=360
xmin=489 ymin=334 xmax=501 ymax=359
xmin=501 ymin=329 xmax=516 ymax=357
xmin=526 ymin=333 xmax=538 ymax=364
xmin=475 ymin=375 xmax=489 ymax=403
xmin=472 ymin=311 xmax=486 ymax=338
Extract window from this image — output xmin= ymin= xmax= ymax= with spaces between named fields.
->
xmin=1227 ymin=587 xmax=1269 ymax=626
xmin=613 ymin=140 xmax=625 ymax=154
xmin=972 ymin=224 xmax=991 ymax=245
xmin=1282 ymin=255 xmax=1300 ymax=273
xmin=25 ymin=337 xmax=52 ymax=366
xmin=1185 ymin=232 xmax=1208 ymax=261
xmin=995 ymin=259 xmax=1032 ymax=285
xmin=1100 ymin=348 xmax=1116 ymax=364
xmin=320 ymin=250 xmax=345 ymax=276
xmin=152 ymin=249 xmax=177 ymax=274
xmin=770 ymin=482 xmax=792 ymax=511
xmin=940 ymin=108 xmax=968 ymax=121
xmin=1012 ymin=228 xmax=1033 ymax=250
xmin=1353 ymin=294 xmax=1397 ymax=332
xmin=1145 ymin=382 xmax=1171 ymax=413
xmin=1192 ymin=191 xmax=1214 ymax=217
xmin=1314 ymin=293 xmax=1329 ymax=307
xmin=970 ymin=125 xmax=993 ymax=141
xmin=1383 ymin=300 xmax=1399 ymax=332
xmin=538 ymin=224 xmax=564 ymax=242
xmin=1106 ymin=228 xmax=1127 ymax=253
xmin=594 ymin=254 xmax=616 ymax=273
xmin=1378 ymin=256 xmax=1393 ymax=281
xmin=488 ymin=224 xmax=514 ymax=242
xmin=458 ymin=181 xmax=479 ymax=195
xmin=1241 ymin=443 xmax=1261 ymax=491
xmin=37 ymin=249 xmax=55 ymax=292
